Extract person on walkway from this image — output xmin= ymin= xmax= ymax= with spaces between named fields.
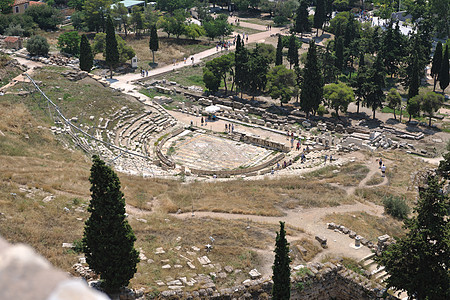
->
xmin=301 ymin=153 xmax=306 ymax=163
xmin=184 ymin=57 xmax=186 ymax=64
xmin=225 ymin=124 xmax=228 ymax=132
xmin=329 ymin=155 xmax=333 ymax=162
xmin=381 ymin=164 xmax=386 ymax=177
xmin=173 ymin=59 xmax=176 ymax=66
xmin=324 ymin=154 xmax=328 ymax=163
xmin=296 ymin=141 xmax=300 ymax=151
xmin=191 ymin=57 xmax=194 ymax=64
xmin=379 ymin=158 xmax=383 ymax=169
xmin=201 ymin=117 xmax=204 ymax=126
xmin=145 ymin=70 xmax=148 ymax=76
xmin=231 ymin=124 xmax=234 ymax=132
xmin=190 ymin=120 xmax=193 ymax=127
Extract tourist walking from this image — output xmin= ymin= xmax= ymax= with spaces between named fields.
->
xmin=225 ymin=124 xmax=228 ymax=132
xmin=231 ymin=124 xmax=234 ymax=132
xmin=381 ymin=164 xmax=386 ymax=177
xmin=379 ymin=158 xmax=383 ymax=168
xmin=324 ymin=154 xmax=328 ymax=163
xmin=201 ymin=117 xmax=204 ymax=126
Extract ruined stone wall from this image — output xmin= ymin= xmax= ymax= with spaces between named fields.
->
xmin=156 ymin=262 xmax=395 ymax=300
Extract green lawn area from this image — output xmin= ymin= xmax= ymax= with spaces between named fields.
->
xmin=231 ymin=25 xmax=263 ymax=35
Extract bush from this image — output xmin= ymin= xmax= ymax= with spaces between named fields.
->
xmin=317 ymin=104 xmax=328 ymax=116
xmin=24 ymin=5 xmax=63 ymax=30
xmin=57 ymin=31 xmax=81 ymax=56
xmin=0 ymin=14 xmax=35 ymax=37
xmin=4 ymin=24 xmax=24 ymax=36
xmin=274 ymin=16 xmax=289 ymax=27
xmin=383 ymin=196 xmax=410 ymax=220
xmin=26 ymin=35 xmax=50 ymax=56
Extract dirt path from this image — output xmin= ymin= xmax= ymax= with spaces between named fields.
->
xmin=169 ymin=201 xmax=382 ymax=277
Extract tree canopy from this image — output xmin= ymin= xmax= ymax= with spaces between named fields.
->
xmin=323 ymin=82 xmax=354 ymax=118
xmin=375 ymin=175 xmax=449 ymax=300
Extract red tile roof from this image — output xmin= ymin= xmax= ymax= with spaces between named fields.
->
xmin=4 ymin=36 xmax=19 ymax=43
xmin=29 ymin=1 xmax=46 ymax=5
xmin=13 ymin=0 xmax=29 ymax=5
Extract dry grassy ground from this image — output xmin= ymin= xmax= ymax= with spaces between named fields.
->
xmin=323 ymin=211 xmax=405 ymax=241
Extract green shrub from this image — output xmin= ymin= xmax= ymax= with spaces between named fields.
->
xmin=274 ymin=16 xmax=289 ymax=27
xmin=383 ymin=195 xmax=410 ymax=220
xmin=26 ymin=35 xmax=49 ymax=56
xmin=317 ymin=104 xmax=328 ymax=116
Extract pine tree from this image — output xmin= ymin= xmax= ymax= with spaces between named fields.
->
xmin=105 ymin=15 xmax=119 ymax=78
xmin=314 ymin=0 xmax=325 ymax=37
xmin=79 ymin=34 xmax=93 ymax=72
xmin=287 ymin=35 xmax=298 ymax=69
xmin=439 ymin=45 xmax=449 ymax=92
xmin=431 ymin=42 xmax=443 ymax=92
xmin=149 ymin=25 xmax=159 ymax=64
xmin=275 ymin=35 xmax=283 ymax=66
xmin=375 ymin=175 xmax=449 ymax=299
xmin=301 ymin=40 xmax=323 ymax=117
xmin=272 ymin=221 xmax=291 ymax=300
xmin=83 ymin=155 xmax=139 ymax=294
xmin=295 ymin=0 xmax=310 ymax=38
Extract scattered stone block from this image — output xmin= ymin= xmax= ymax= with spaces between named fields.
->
xmin=187 ymin=262 xmax=196 ymax=269
xmin=249 ymin=269 xmax=261 ymax=279
xmin=155 ymin=247 xmax=165 ymax=254
xmin=192 ymin=246 xmax=200 ymax=252
xmin=197 ymin=256 xmax=211 ymax=265
xmin=167 ymin=280 xmax=182 ymax=286
xmin=315 ymin=235 xmax=328 ymax=248
xmin=162 ymin=264 xmax=171 ymax=269
xmin=224 ymin=266 xmax=233 ymax=273
xmin=155 ymin=280 xmax=166 ymax=286
xmin=62 ymin=243 xmax=73 ymax=248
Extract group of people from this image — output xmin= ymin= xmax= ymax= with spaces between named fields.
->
xmin=173 ymin=56 xmax=195 ymax=66
xmin=323 ymin=154 xmax=333 ymax=163
xmin=224 ymin=123 xmax=234 ymax=133
xmin=216 ymin=41 xmax=233 ymax=51
xmin=265 ymin=24 xmax=272 ymax=30
xmin=140 ymin=69 xmax=149 ymax=77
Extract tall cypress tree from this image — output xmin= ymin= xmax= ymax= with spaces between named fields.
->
xmin=408 ymin=52 xmax=420 ymax=100
xmin=149 ymin=25 xmax=159 ymax=64
xmin=334 ymin=36 xmax=344 ymax=72
xmin=352 ymin=51 xmax=367 ymax=114
xmin=365 ymin=55 xmax=385 ymax=119
xmin=79 ymin=34 xmax=93 ymax=72
xmin=439 ymin=45 xmax=449 ymax=92
xmin=287 ymin=35 xmax=299 ymax=69
xmin=105 ymin=15 xmax=119 ymax=79
xmin=431 ymin=42 xmax=443 ymax=92
xmin=275 ymin=35 xmax=283 ymax=66
xmin=314 ymin=0 xmax=325 ymax=37
xmin=301 ymin=40 xmax=323 ymax=117
xmin=235 ymin=35 xmax=249 ymax=99
xmin=83 ymin=155 xmax=139 ymax=294
xmin=295 ymin=0 xmax=310 ymax=38
xmin=272 ymin=221 xmax=291 ymax=300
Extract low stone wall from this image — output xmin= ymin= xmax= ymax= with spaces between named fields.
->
xmin=240 ymin=134 xmax=290 ymax=153
xmin=189 ymin=153 xmax=285 ymax=177
xmin=156 ymin=262 xmax=396 ymax=300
